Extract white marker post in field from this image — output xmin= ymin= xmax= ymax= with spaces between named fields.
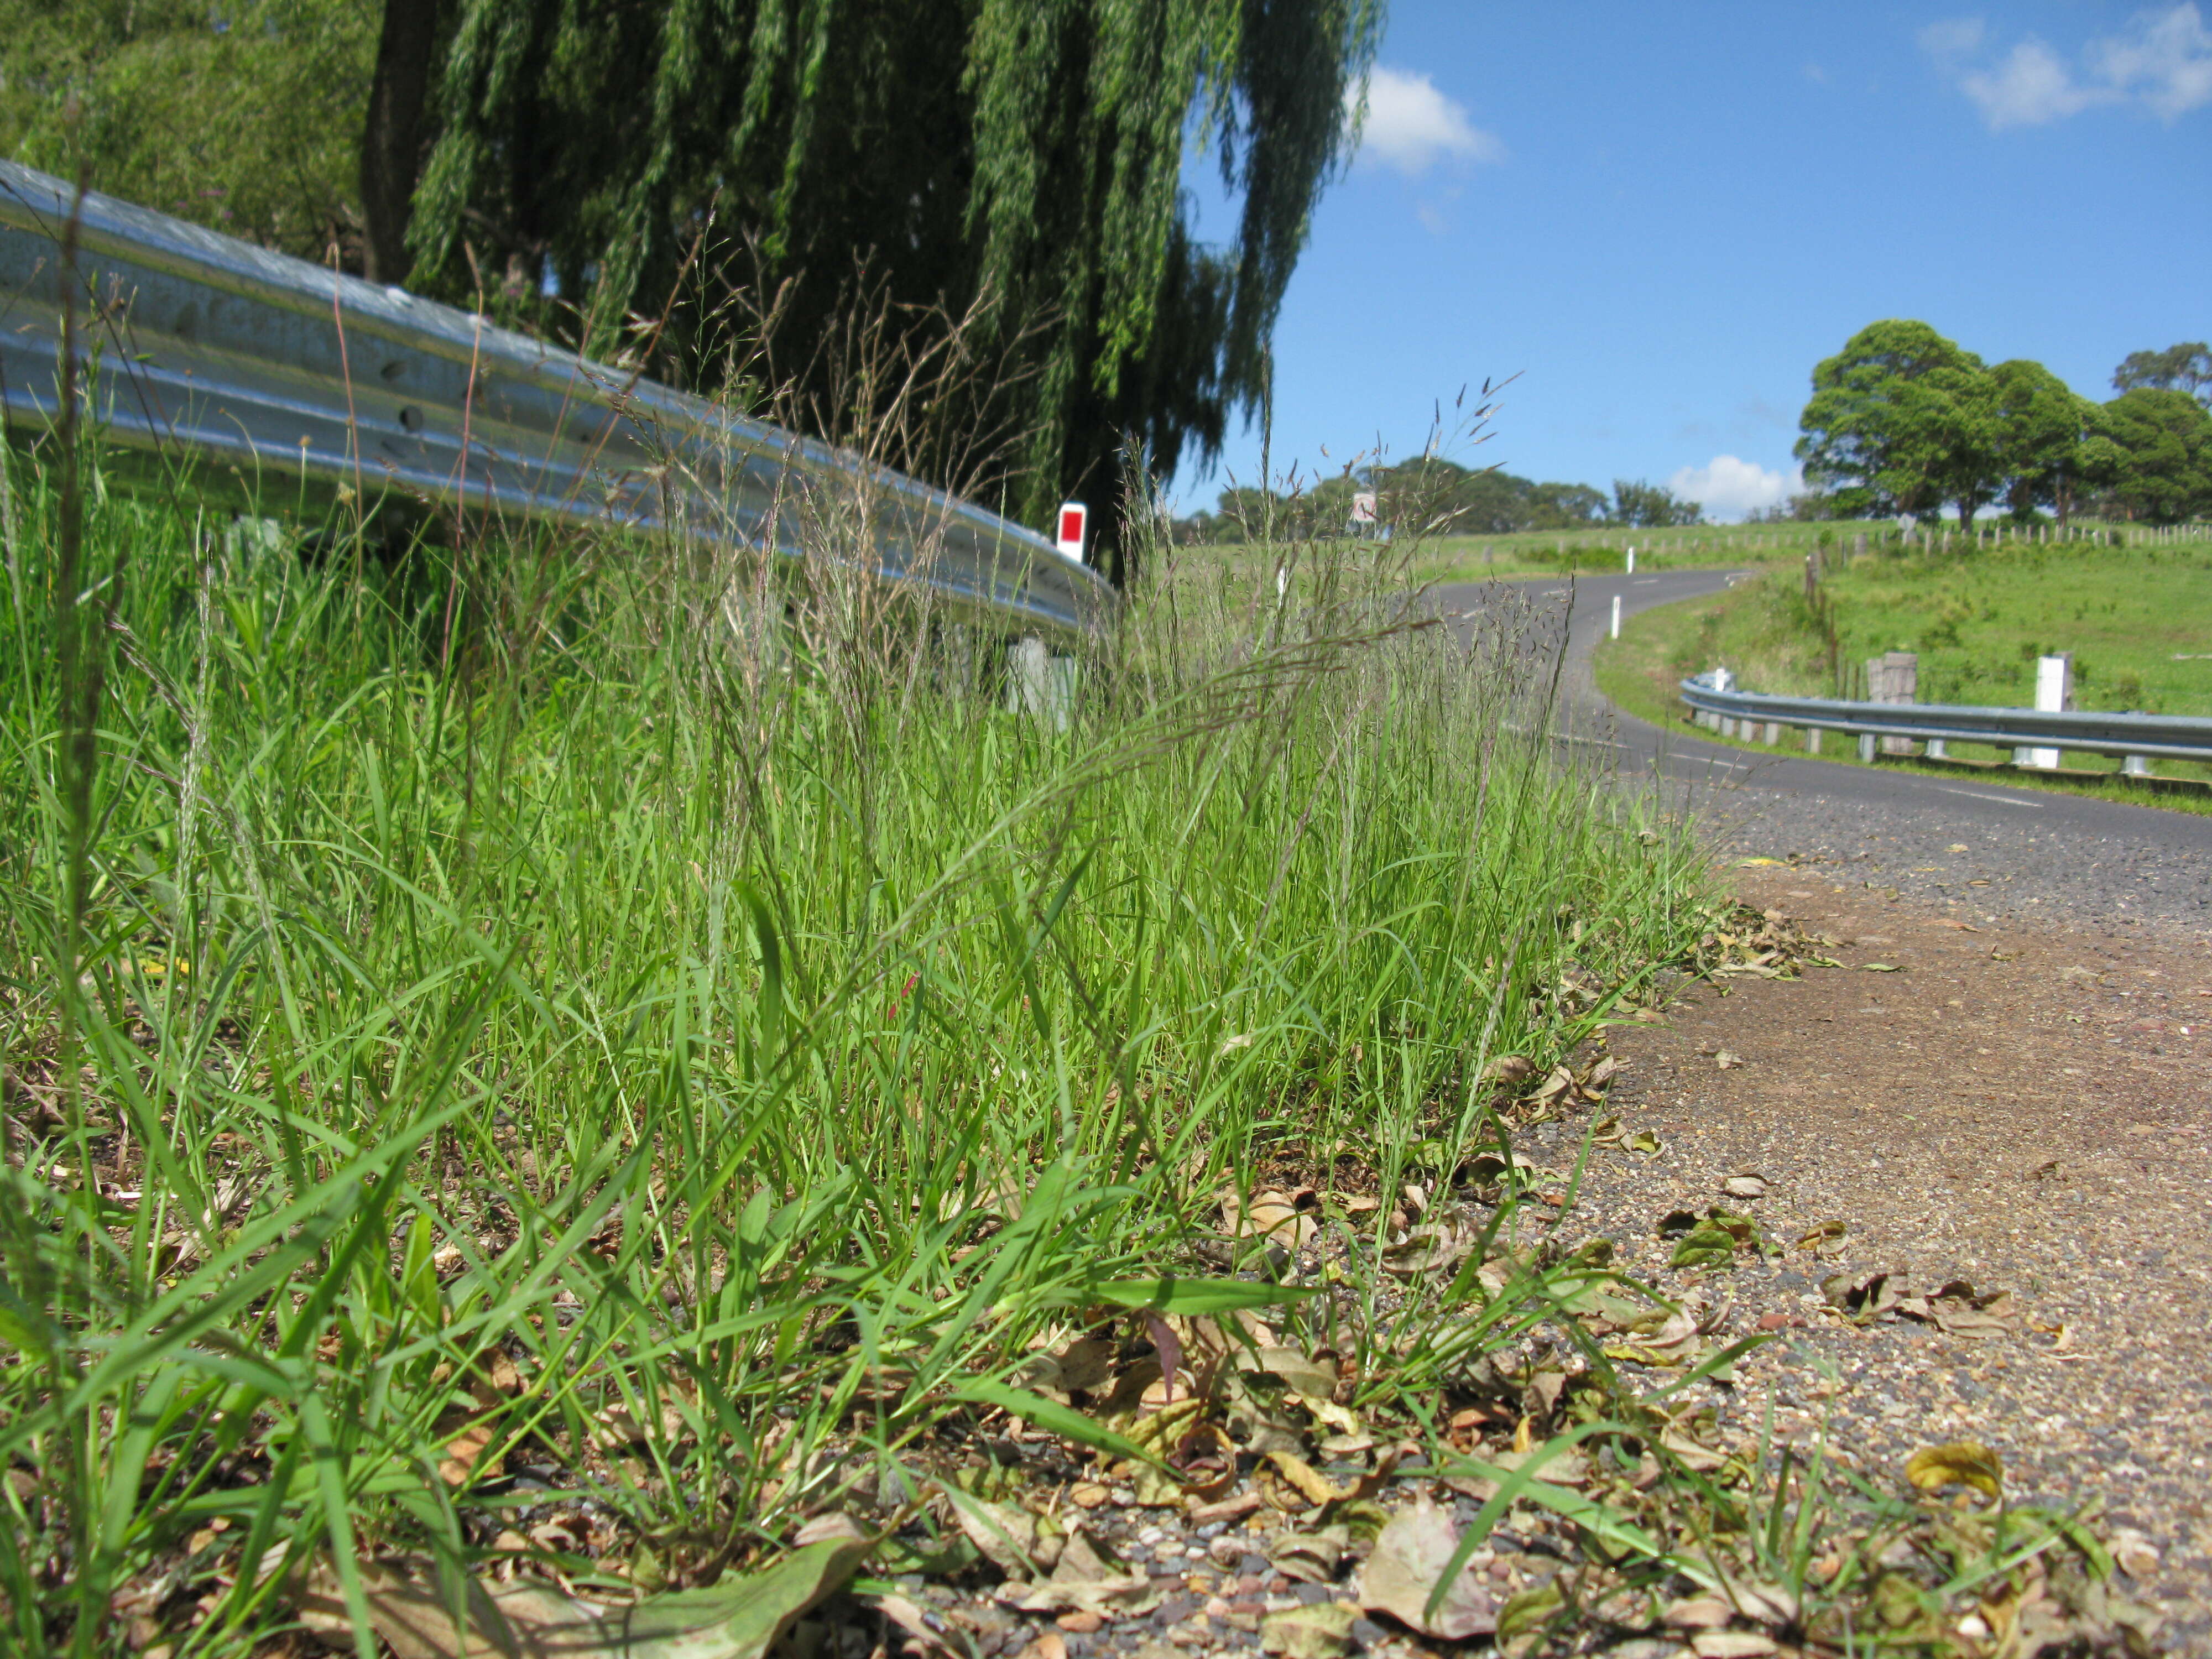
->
xmin=1626 ymin=545 xmax=1636 ymax=574
xmin=1610 ymin=593 xmax=1622 ymax=640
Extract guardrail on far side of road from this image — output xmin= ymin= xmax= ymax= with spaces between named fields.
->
xmin=1678 ymin=676 xmax=2212 ymax=779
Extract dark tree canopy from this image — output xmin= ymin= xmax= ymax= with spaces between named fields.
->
xmin=1795 ymin=319 xmax=2000 ymax=527
xmin=3 ymin=0 xmax=1380 ymax=581
xmin=1608 ymin=478 xmax=1701 ymax=528
xmin=2112 ymin=342 xmax=2212 ymax=408
xmin=1986 ymin=358 xmax=2092 ymax=526
xmin=2085 ymin=389 xmax=2212 ymax=525
xmin=401 ymin=0 xmax=1384 ymax=577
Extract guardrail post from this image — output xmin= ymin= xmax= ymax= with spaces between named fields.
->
xmin=1872 ymin=651 xmax=1917 ymax=755
xmin=1927 ymin=739 xmax=1947 ymax=759
xmin=2124 ymin=754 xmax=2150 ymax=778
xmin=1804 ymin=728 xmax=1822 ymax=754
xmin=1006 ymin=637 xmax=1076 ymax=732
xmin=1762 ymin=721 xmax=1781 ymax=745
xmin=1858 ymin=732 xmax=1876 ymax=763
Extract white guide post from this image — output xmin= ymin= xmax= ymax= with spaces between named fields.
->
xmin=2018 ymin=653 xmax=2070 ymax=769
xmin=1626 ymin=545 xmax=1636 ymax=574
xmin=1610 ymin=593 xmax=1622 ymax=640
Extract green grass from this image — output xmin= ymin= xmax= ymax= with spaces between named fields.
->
xmin=1594 ymin=536 xmax=2212 ymax=801
xmin=2 ymin=451 xmax=2138 ymax=1656
xmin=1185 ymin=519 xmax=1852 ymax=590
xmin=0 ymin=453 xmax=1727 ymax=1652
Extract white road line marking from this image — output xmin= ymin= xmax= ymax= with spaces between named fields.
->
xmin=1937 ymin=786 xmax=2044 ymax=809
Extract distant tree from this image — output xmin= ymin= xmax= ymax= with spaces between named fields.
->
xmin=1796 ymin=319 xmax=2004 ymax=529
xmin=1608 ymin=479 xmax=1702 ymax=527
xmin=1528 ymin=481 xmax=1610 ymax=527
xmin=2084 ymin=389 xmax=2212 ymax=525
xmin=1987 ymin=359 xmax=2095 ymax=529
xmin=2112 ymin=342 xmax=2212 ymax=409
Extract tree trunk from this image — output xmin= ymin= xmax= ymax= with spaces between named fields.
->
xmin=361 ymin=0 xmax=445 ymax=286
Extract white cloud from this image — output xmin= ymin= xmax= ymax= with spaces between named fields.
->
xmin=1917 ymin=18 xmax=1988 ymax=62
xmin=1667 ymin=456 xmax=1803 ymax=521
xmin=1347 ymin=67 xmax=1505 ymax=175
xmin=2089 ymin=3 xmax=2212 ymax=117
xmin=1961 ymin=39 xmax=2116 ymax=126
xmin=1924 ymin=4 xmax=2212 ymax=128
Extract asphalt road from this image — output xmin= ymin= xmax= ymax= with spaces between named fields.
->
xmin=1434 ymin=570 xmax=2212 ymax=940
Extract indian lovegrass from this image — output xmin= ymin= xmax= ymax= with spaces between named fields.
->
xmin=0 ymin=448 xmax=1709 ymax=1652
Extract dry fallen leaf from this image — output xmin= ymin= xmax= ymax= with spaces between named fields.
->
xmin=1359 ymin=1497 xmax=1499 ymax=1639
xmin=1794 ymin=1219 xmax=1847 ymax=1255
xmin=1259 ymin=1601 xmax=1358 ymax=1659
xmin=1692 ymin=1634 xmax=1778 ymax=1658
xmin=1714 ymin=1050 xmax=1746 ymax=1070
xmin=1661 ymin=1596 xmax=1735 ymax=1631
xmin=1270 ymin=1527 xmax=1348 ymax=1585
xmin=1823 ymin=1269 xmax=1905 ymax=1324
xmin=996 ymin=1529 xmax=1159 ymax=1618
xmin=1906 ymin=1441 xmax=2004 ymax=1501
xmin=1895 ymin=1279 xmax=2017 ymax=1338
xmin=297 ymin=1536 xmax=871 ymax=1659
xmin=1720 ymin=1173 xmax=1769 ymax=1200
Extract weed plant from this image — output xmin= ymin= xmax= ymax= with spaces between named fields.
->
xmin=0 ymin=417 xmax=1722 ymax=1653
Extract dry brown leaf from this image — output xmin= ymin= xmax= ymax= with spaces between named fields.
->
xmin=1256 ymin=1448 xmax=1393 ymax=1511
xmin=1720 ymin=1173 xmax=1769 ymax=1199
xmin=1269 ymin=1526 xmax=1348 ymax=1584
xmin=1259 ymin=1601 xmax=1358 ymax=1659
xmin=870 ymin=1593 xmax=964 ymax=1659
xmin=952 ymin=1496 xmax=1061 ymax=1578
xmin=1822 ymin=1269 xmax=1905 ymax=1324
xmin=996 ymin=1530 xmax=1158 ymax=1618
xmin=297 ymin=1536 xmax=869 ymax=1659
xmin=1906 ymin=1442 xmax=2004 ymax=1500
xmin=1691 ymin=1634 xmax=1777 ymax=1658
xmin=1897 ymin=1280 xmax=2017 ymax=1338
xmin=1359 ymin=1498 xmax=1498 ymax=1640
xmin=1661 ymin=1596 xmax=1735 ymax=1630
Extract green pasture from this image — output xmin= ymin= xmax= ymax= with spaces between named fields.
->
xmin=1594 ymin=533 xmax=2212 ymax=795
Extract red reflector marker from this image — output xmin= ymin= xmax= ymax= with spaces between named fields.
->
xmin=1056 ymin=501 xmax=1087 ymax=562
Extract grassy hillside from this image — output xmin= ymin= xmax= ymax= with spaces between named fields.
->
xmin=1594 ymin=532 xmax=2212 ymax=789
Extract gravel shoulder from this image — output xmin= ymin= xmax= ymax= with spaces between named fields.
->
xmin=1564 ymin=862 xmax=2211 ymax=1646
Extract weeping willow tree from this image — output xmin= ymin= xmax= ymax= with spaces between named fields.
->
xmin=394 ymin=0 xmax=1383 ymax=578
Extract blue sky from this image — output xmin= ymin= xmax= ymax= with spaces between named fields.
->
xmin=1173 ymin=3 xmax=2212 ymax=519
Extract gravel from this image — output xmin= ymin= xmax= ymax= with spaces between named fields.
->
xmin=1694 ymin=781 xmax=2212 ymax=940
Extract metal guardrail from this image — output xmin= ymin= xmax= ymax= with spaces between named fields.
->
xmin=0 ymin=160 xmax=1113 ymax=640
xmin=1678 ymin=678 xmax=2212 ymax=764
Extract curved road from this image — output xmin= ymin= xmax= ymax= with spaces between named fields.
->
xmin=1437 ymin=571 xmax=2212 ymax=940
